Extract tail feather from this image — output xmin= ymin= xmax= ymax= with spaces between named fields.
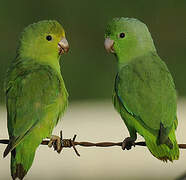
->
xmin=145 ymin=127 xmax=179 ymax=162
xmin=11 ymin=161 xmax=27 ymax=180
xmin=3 ymin=143 xmax=13 ymax=158
xmin=3 ymin=137 xmax=18 ymax=158
xmin=11 ymin=143 xmax=36 ymax=180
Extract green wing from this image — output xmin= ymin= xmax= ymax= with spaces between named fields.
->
xmin=115 ymin=52 xmax=177 ymax=134
xmin=4 ymin=61 xmax=66 ymax=157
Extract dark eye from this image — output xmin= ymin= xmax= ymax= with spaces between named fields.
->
xmin=119 ymin=32 xmax=125 ymax=38
xmin=46 ymin=35 xmax=52 ymax=41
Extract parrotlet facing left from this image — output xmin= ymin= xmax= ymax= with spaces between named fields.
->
xmin=104 ymin=17 xmax=179 ymax=162
xmin=3 ymin=20 xmax=69 ymax=180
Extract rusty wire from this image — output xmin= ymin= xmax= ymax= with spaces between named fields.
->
xmin=0 ymin=130 xmax=186 ymax=157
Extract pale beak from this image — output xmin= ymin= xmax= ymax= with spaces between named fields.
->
xmin=104 ymin=38 xmax=115 ymax=53
xmin=58 ymin=37 xmax=69 ymax=55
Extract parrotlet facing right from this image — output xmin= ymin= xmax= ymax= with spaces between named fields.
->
xmin=4 ymin=20 xmax=69 ymax=179
xmin=104 ymin=17 xmax=179 ymax=162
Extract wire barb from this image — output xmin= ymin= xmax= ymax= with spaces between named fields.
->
xmin=59 ymin=132 xmax=80 ymax=157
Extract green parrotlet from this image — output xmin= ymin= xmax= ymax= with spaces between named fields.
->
xmin=3 ymin=20 xmax=69 ymax=179
xmin=104 ymin=17 xmax=179 ymax=162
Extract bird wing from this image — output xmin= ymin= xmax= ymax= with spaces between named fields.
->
xmin=4 ymin=62 xmax=64 ymax=157
xmin=115 ymin=52 xmax=177 ymax=133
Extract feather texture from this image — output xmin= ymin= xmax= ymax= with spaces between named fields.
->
xmin=4 ymin=20 xmax=68 ymax=179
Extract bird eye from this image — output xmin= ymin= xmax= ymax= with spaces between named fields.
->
xmin=119 ymin=32 xmax=125 ymax=38
xmin=46 ymin=35 xmax=52 ymax=41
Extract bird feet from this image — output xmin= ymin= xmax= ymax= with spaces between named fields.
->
xmin=47 ymin=131 xmax=80 ymax=156
xmin=122 ymin=137 xmax=135 ymax=150
xmin=48 ymin=131 xmax=63 ymax=153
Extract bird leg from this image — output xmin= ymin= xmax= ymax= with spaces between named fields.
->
xmin=122 ymin=137 xmax=135 ymax=150
xmin=48 ymin=131 xmax=63 ymax=153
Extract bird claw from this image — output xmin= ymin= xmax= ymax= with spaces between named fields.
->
xmin=48 ymin=131 xmax=64 ymax=153
xmin=48 ymin=131 xmax=80 ymax=156
xmin=122 ymin=137 xmax=135 ymax=150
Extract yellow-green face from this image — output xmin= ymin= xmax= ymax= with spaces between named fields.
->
xmin=18 ymin=20 xmax=69 ymax=61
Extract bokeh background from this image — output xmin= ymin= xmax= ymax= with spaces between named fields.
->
xmin=0 ymin=0 xmax=186 ymax=179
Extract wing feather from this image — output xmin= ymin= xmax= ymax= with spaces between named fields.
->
xmin=4 ymin=63 xmax=64 ymax=157
xmin=115 ymin=52 xmax=177 ymax=132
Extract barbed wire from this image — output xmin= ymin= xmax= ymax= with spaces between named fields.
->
xmin=0 ymin=131 xmax=186 ymax=157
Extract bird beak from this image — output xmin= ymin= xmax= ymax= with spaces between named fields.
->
xmin=58 ymin=37 xmax=69 ymax=55
xmin=104 ymin=38 xmax=115 ymax=53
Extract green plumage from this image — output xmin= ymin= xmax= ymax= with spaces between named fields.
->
xmin=105 ymin=17 xmax=179 ymax=161
xmin=4 ymin=20 xmax=68 ymax=179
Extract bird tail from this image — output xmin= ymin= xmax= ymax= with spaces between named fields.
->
xmin=10 ymin=142 xmax=37 ymax=180
xmin=144 ymin=127 xmax=179 ymax=162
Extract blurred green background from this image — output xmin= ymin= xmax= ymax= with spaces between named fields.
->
xmin=0 ymin=0 xmax=186 ymax=103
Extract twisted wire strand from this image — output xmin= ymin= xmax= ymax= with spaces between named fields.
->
xmin=0 ymin=131 xmax=186 ymax=157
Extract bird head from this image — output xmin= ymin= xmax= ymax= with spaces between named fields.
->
xmin=18 ymin=20 xmax=69 ymax=62
xmin=104 ymin=17 xmax=155 ymax=63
